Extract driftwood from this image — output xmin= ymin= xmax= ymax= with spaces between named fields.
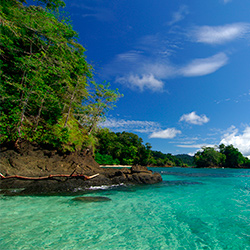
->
xmin=0 ymin=173 xmax=99 ymax=180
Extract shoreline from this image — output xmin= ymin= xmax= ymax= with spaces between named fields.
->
xmin=100 ymin=165 xmax=132 ymax=168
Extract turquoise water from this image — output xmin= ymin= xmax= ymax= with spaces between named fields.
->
xmin=1 ymin=167 xmax=250 ymax=249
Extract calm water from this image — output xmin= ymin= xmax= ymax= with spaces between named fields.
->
xmin=1 ymin=167 xmax=250 ymax=250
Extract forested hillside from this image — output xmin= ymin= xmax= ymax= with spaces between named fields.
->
xmin=175 ymin=154 xmax=194 ymax=166
xmin=95 ymin=128 xmax=190 ymax=167
xmin=0 ymin=0 xmax=121 ymax=152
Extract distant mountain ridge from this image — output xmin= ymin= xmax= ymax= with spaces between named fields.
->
xmin=175 ymin=154 xmax=194 ymax=166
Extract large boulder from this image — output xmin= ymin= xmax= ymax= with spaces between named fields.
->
xmin=0 ymin=142 xmax=162 ymax=195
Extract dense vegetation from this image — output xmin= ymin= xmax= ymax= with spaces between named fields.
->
xmin=95 ymin=128 xmax=191 ymax=166
xmin=0 ymin=0 xmax=121 ymax=152
xmin=194 ymin=144 xmax=250 ymax=168
xmin=1 ymin=1 xmax=249 ymax=170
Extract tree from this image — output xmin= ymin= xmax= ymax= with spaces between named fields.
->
xmin=0 ymin=0 xmax=121 ymax=152
xmin=194 ymin=147 xmax=225 ymax=168
xmin=219 ymin=144 xmax=246 ymax=168
xmin=76 ymin=82 xmax=122 ymax=135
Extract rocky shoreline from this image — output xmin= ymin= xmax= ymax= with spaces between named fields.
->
xmin=0 ymin=141 xmax=162 ymax=195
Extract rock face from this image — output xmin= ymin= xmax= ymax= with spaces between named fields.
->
xmin=0 ymin=141 xmax=162 ymax=195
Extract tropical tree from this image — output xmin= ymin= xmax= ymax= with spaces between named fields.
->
xmin=194 ymin=147 xmax=226 ymax=168
xmin=0 ymin=0 xmax=121 ymax=152
xmin=219 ymin=144 xmax=246 ymax=168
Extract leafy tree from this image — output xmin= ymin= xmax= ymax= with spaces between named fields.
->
xmin=95 ymin=153 xmax=120 ymax=165
xmin=0 ymin=0 xmax=121 ymax=152
xmin=219 ymin=144 xmax=246 ymax=168
xmin=95 ymin=129 xmax=186 ymax=166
xmin=77 ymin=82 xmax=122 ymax=135
xmin=194 ymin=147 xmax=226 ymax=168
xmin=175 ymin=154 xmax=194 ymax=166
xmin=95 ymin=129 xmax=153 ymax=165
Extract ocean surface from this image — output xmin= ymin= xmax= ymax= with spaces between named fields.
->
xmin=1 ymin=167 xmax=250 ymax=250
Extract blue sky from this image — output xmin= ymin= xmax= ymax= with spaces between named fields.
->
xmin=64 ymin=0 xmax=250 ymax=157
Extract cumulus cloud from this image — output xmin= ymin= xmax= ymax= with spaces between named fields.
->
xmin=180 ymin=111 xmax=210 ymax=125
xmin=180 ymin=53 xmax=228 ymax=77
xmin=116 ymin=74 xmax=164 ymax=92
xmin=177 ymin=144 xmax=215 ymax=148
xmin=149 ymin=128 xmax=181 ymax=139
xmin=168 ymin=5 xmax=189 ymax=26
xmin=191 ymin=23 xmax=250 ymax=44
xmin=220 ymin=126 xmax=250 ymax=158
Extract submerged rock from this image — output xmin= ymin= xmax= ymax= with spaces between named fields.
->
xmin=72 ymin=196 xmax=111 ymax=202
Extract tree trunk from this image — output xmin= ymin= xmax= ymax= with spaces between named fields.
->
xmin=34 ymin=98 xmax=44 ymax=130
xmin=15 ymin=93 xmax=30 ymax=148
xmin=64 ymin=81 xmax=79 ymax=128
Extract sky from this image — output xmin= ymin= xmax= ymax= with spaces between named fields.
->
xmin=63 ymin=0 xmax=250 ymax=157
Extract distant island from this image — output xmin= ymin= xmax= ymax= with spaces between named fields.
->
xmin=94 ymin=129 xmax=250 ymax=169
xmin=194 ymin=144 xmax=250 ymax=168
xmin=94 ymin=129 xmax=194 ymax=167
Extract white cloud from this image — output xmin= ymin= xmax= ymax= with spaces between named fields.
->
xmin=168 ymin=5 xmax=189 ymax=26
xmin=149 ymin=128 xmax=181 ymax=139
xmin=100 ymin=118 xmax=161 ymax=133
xmin=116 ymin=74 xmax=164 ymax=92
xmin=103 ymin=33 xmax=231 ymax=91
xmin=177 ymin=144 xmax=215 ymax=148
xmin=192 ymin=23 xmax=250 ymax=44
xmin=112 ymin=52 xmax=228 ymax=91
xmin=220 ymin=126 xmax=250 ymax=158
xmin=180 ymin=53 xmax=228 ymax=77
xmin=180 ymin=111 xmax=209 ymax=125
xmin=223 ymin=0 xmax=232 ymax=4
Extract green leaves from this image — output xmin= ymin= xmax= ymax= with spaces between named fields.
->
xmin=194 ymin=144 xmax=249 ymax=168
xmin=0 ymin=0 xmax=121 ymax=152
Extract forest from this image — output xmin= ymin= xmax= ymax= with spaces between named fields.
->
xmin=0 ymin=0 xmax=121 ymax=152
xmin=194 ymin=144 xmax=250 ymax=168
xmin=95 ymin=128 xmax=193 ymax=167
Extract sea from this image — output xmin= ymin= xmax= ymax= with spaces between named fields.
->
xmin=1 ymin=167 xmax=250 ymax=250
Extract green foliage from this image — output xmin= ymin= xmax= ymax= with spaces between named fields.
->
xmin=194 ymin=147 xmax=225 ymax=168
xmin=0 ymin=0 xmax=121 ymax=152
xmin=150 ymin=151 xmax=184 ymax=167
xmin=95 ymin=129 xmax=186 ymax=166
xmin=95 ymin=153 xmax=120 ymax=165
xmin=175 ymin=154 xmax=194 ymax=166
xmin=78 ymin=82 xmax=122 ymax=135
xmin=95 ymin=129 xmax=152 ymax=165
xmin=194 ymin=144 xmax=249 ymax=168
xmin=219 ymin=144 xmax=247 ymax=168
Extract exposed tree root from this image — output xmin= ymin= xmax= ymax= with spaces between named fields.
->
xmin=0 ymin=173 xmax=99 ymax=180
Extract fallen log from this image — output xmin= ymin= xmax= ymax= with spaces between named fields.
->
xmin=0 ymin=172 xmax=99 ymax=180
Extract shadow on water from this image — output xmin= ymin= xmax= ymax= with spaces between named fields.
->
xmin=161 ymin=180 xmax=203 ymax=186
xmin=0 ymin=179 xmax=204 ymax=198
xmin=0 ymin=183 xmax=140 ymax=197
xmin=159 ymin=171 xmax=230 ymax=178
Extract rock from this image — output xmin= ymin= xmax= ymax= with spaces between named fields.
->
xmin=72 ymin=196 xmax=111 ymax=202
xmin=0 ymin=141 xmax=162 ymax=194
xmin=131 ymin=165 xmax=152 ymax=174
